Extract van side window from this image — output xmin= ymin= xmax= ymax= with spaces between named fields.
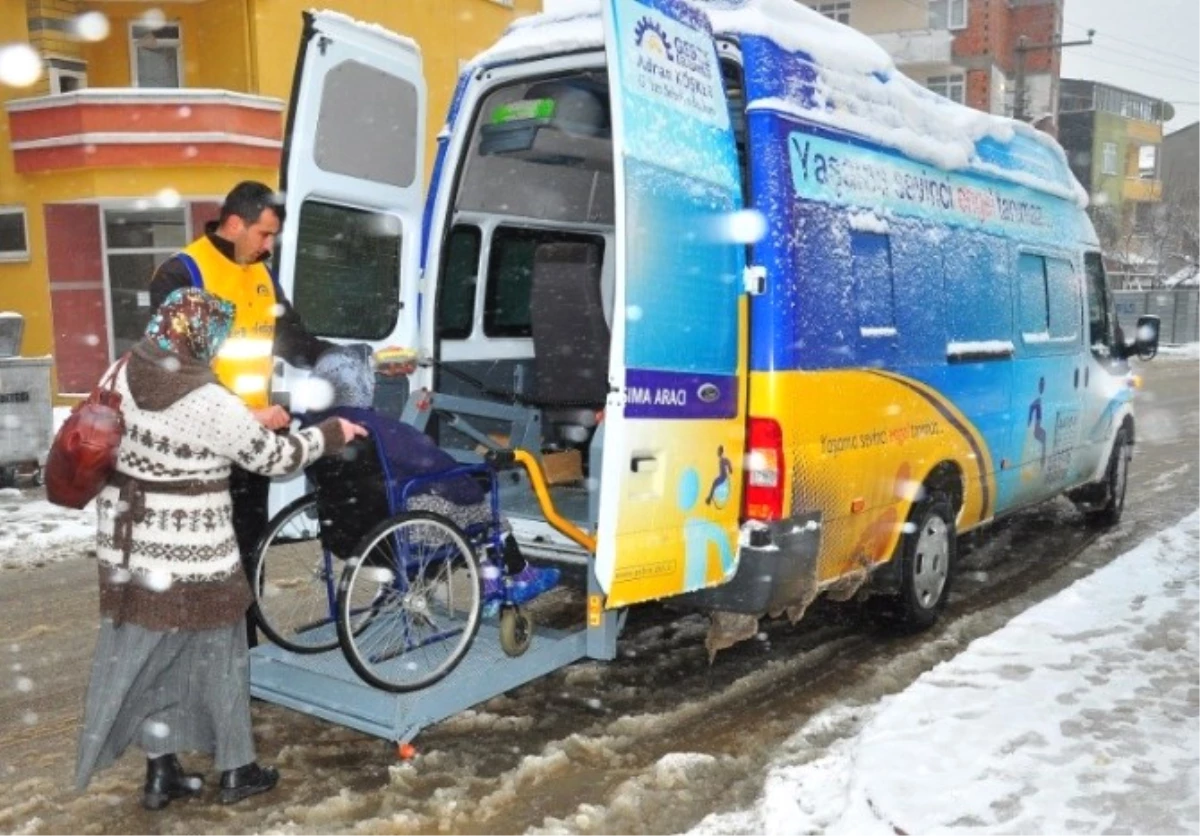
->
xmin=947 ymin=237 xmax=1012 ymax=344
xmin=483 ymin=226 xmax=605 ymax=338
xmin=851 ymin=230 xmax=895 ymax=335
xmin=1084 ymin=251 xmax=1117 ymax=355
xmin=1046 ymin=258 xmax=1080 ymax=342
xmin=438 ymin=225 xmax=481 ymax=340
xmin=1018 ymin=253 xmax=1050 ymax=339
xmin=291 ymin=200 xmax=401 ymax=340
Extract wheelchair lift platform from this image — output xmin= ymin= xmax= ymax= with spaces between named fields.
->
xmin=249 ymin=584 xmax=621 ymax=744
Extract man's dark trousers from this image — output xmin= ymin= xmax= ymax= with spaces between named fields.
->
xmin=231 ymin=467 xmax=270 ymax=648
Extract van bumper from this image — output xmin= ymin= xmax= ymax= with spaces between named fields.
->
xmin=672 ymin=512 xmax=823 ymax=614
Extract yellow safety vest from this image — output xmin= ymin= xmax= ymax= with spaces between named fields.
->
xmin=179 ymin=236 xmax=276 ymax=409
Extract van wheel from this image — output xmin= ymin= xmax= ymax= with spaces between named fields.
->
xmin=882 ymin=494 xmax=956 ymax=630
xmin=1086 ymin=427 xmax=1131 ymax=529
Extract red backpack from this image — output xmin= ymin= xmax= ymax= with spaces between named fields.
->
xmin=45 ymin=355 xmax=130 ymax=510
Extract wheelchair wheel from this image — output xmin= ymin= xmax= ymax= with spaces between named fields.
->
xmin=337 ymin=511 xmax=482 ymax=693
xmin=250 ymin=493 xmax=341 ymax=654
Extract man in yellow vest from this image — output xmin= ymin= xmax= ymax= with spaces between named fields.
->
xmin=149 ymin=181 xmax=333 ymax=647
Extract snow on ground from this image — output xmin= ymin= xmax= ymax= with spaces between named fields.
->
xmin=0 ymin=408 xmax=93 ymax=568
xmin=0 ymin=490 xmax=94 ymax=568
xmin=684 ymin=509 xmax=1200 ymax=836
xmin=1156 ymin=342 xmax=1200 ymax=360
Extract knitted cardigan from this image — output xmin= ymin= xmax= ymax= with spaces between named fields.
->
xmin=94 ymin=342 xmax=345 ymax=631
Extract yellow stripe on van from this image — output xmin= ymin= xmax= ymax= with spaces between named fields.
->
xmin=749 ymin=368 xmax=997 ymax=584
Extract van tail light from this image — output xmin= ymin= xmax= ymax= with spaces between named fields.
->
xmin=743 ymin=416 xmax=784 ymax=522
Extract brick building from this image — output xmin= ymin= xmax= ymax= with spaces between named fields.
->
xmin=803 ymin=0 xmax=1063 ymax=121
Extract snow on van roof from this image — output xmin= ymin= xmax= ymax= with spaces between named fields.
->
xmin=473 ymin=0 xmax=1086 ymax=206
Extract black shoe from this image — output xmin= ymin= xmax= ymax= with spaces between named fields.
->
xmin=218 ymin=762 xmax=279 ymax=805
xmin=142 ymin=754 xmax=204 ymax=811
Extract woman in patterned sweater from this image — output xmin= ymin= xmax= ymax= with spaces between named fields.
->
xmin=75 ymin=288 xmax=365 ymax=809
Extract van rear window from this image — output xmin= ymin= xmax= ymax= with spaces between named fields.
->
xmin=291 ymin=200 xmax=402 ymax=340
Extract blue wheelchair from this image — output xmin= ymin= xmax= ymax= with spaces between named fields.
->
xmin=249 ymin=435 xmax=534 ymax=693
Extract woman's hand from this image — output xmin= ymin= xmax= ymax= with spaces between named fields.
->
xmin=253 ymin=405 xmax=291 ymax=430
xmin=337 ymin=419 xmax=369 ymax=444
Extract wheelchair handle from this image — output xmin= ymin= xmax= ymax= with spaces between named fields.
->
xmin=484 ymin=449 xmax=519 ymax=471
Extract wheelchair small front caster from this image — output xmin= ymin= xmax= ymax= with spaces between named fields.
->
xmin=499 ymin=605 xmax=533 ymax=657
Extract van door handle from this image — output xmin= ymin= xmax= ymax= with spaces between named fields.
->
xmin=631 ymin=456 xmax=658 ymax=474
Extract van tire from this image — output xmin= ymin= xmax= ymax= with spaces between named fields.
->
xmin=1085 ymin=427 xmax=1131 ymax=529
xmin=877 ymin=493 xmax=956 ymax=630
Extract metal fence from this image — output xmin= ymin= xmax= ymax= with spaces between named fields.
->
xmin=1114 ymin=289 xmax=1200 ymax=345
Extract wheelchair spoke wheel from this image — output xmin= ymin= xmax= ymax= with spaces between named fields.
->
xmin=337 ymin=512 xmax=482 ymax=693
xmin=250 ymin=494 xmax=340 ymax=654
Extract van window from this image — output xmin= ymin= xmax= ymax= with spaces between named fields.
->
xmin=1046 ymin=258 xmax=1080 ymax=342
xmin=1084 ymin=251 xmax=1117 ymax=355
xmin=946 ymin=237 xmax=1011 ymax=343
xmin=483 ymin=226 xmax=605 ymax=338
xmin=1018 ymin=253 xmax=1050 ymax=338
xmin=438 ymin=225 xmax=481 ymax=339
xmin=291 ymin=200 xmax=401 ymax=340
xmin=315 ymin=60 xmax=419 ymax=189
xmin=851 ymin=230 xmax=895 ymax=334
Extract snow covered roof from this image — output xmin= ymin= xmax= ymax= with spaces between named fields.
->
xmin=1164 ymin=263 xmax=1199 ymax=288
xmin=471 ymin=0 xmax=1086 ymax=206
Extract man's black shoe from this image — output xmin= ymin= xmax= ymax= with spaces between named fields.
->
xmin=142 ymin=754 xmax=204 ymax=811
xmin=218 ymin=762 xmax=279 ymax=805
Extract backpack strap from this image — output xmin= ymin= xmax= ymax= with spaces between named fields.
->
xmin=176 ymin=252 xmax=204 ymax=289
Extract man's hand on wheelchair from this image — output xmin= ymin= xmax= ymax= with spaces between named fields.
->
xmin=337 ymin=419 xmax=369 ymax=444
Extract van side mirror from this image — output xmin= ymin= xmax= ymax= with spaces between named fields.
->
xmin=1133 ymin=314 xmax=1160 ymax=360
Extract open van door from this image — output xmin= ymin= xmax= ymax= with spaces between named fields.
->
xmin=596 ymin=0 xmax=748 ymax=608
xmin=274 ymin=11 xmax=426 ymax=404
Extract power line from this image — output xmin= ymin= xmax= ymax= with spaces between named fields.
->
xmin=1064 ymin=18 xmax=1200 ymax=70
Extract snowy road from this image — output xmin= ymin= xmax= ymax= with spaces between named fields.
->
xmin=0 ymin=355 xmax=1195 ymax=835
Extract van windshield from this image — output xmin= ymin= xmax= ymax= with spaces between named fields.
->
xmin=456 ymin=71 xmax=616 ymax=225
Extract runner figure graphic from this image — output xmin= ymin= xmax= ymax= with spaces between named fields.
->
xmin=705 ymin=445 xmax=735 ymax=508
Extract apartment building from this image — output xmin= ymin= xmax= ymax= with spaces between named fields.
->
xmin=804 ymin=0 xmax=1063 ymax=120
xmin=1057 ymin=80 xmax=1174 ymax=284
xmin=0 ymin=0 xmax=538 ymax=400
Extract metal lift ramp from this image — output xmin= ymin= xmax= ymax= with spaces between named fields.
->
xmin=250 ymin=571 xmax=621 ymax=744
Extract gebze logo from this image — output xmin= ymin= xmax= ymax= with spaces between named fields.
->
xmin=633 ymin=17 xmax=673 ymax=61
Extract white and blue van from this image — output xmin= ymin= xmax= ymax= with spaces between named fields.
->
xmin=272 ymin=0 xmax=1159 ymax=639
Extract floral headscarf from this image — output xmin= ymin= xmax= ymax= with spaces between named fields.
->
xmin=144 ymin=288 xmax=235 ymax=363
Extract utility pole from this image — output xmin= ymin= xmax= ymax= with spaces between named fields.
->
xmin=1014 ymin=29 xmax=1094 ymax=122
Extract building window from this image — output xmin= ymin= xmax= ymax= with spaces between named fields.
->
xmin=103 ymin=206 xmax=189 ymax=356
xmin=130 ymin=22 xmax=182 ymax=88
xmin=929 ymin=0 xmax=967 ymax=30
xmin=49 ymin=67 xmax=86 ymax=94
xmin=815 ymin=1 xmax=851 ymax=24
xmin=1101 ymin=142 xmax=1118 ymax=176
xmin=926 ymin=74 xmax=965 ymax=104
xmin=1137 ymin=145 xmax=1157 ymax=179
xmin=0 ymin=208 xmax=29 ymax=262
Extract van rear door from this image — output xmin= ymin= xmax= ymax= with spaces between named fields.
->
xmin=595 ymin=0 xmax=748 ymax=608
xmin=274 ymin=11 xmax=426 ymax=406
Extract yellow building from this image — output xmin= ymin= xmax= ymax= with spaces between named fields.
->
xmin=0 ymin=0 xmax=540 ymax=400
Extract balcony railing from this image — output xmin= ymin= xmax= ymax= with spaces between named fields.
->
xmin=5 ymin=88 xmax=284 ymax=174
xmin=870 ymin=28 xmax=954 ymax=70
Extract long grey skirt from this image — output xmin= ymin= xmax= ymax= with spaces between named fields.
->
xmin=75 ymin=620 xmax=255 ymax=791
